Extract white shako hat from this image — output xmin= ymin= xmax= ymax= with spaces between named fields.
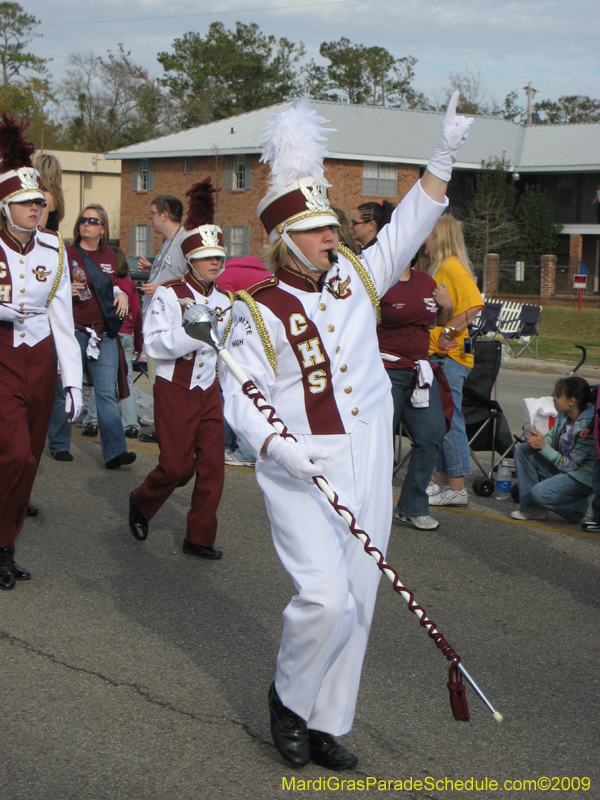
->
xmin=180 ymin=177 xmax=227 ymax=261
xmin=257 ymin=99 xmax=340 ymax=245
xmin=0 ymin=112 xmax=45 ymax=210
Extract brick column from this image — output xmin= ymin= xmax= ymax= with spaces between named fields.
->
xmin=540 ymin=255 xmax=557 ymax=299
xmin=483 ymin=253 xmax=499 ymax=296
xmin=569 ymin=234 xmax=583 ymax=267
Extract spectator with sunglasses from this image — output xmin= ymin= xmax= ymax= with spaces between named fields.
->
xmin=0 ymin=113 xmax=82 ymax=590
xmin=48 ymin=205 xmax=135 ymax=470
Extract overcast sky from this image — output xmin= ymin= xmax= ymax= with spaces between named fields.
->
xmin=28 ymin=0 xmax=599 ymax=111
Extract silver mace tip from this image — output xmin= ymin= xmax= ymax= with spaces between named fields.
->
xmin=182 ymin=304 xmax=221 ymax=351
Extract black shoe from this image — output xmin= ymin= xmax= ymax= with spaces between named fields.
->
xmin=52 ymin=451 xmax=73 ymax=462
xmin=268 ymin=682 xmax=309 ymax=767
xmin=182 ymin=540 xmax=222 ymax=560
xmin=138 ymin=431 xmax=158 ymax=443
xmin=106 ymin=451 xmax=137 ymax=470
xmin=308 ymin=730 xmax=358 ymax=770
xmin=124 ymin=426 xmax=139 ymax=439
xmin=0 ymin=546 xmax=15 ymax=590
xmin=26 ymin=502 xmax=39 ymax=516
xmin=12 ymin=561 xmax=31 ymax=581
xmin=82 ymin=423 xmax=98 ymax=437
xmin=129 ymin=491 xmax=149 ymax=541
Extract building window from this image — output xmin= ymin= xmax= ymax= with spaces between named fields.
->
xmin=233 ymin=157 xmax=246 ymax=190
xmin=132 ymin=225 xmax=153 ymax=257
xmin=226 ymin=156 xmax=251 ymax=191
xmin=184 ymin=157 xmax=194 ymax=173
xmin=363 ymin=162 xmax=397 ymax=197
xmin=224 ymin=225 xmax=250 ymax=258
xmin=132 ymin=159 xmax=154 ymax=192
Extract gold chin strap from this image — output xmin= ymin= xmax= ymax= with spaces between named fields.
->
xmin=338 ymin=244 xmax=381 ymax=324
xmin=45 ymin=232 xmax=64 ymax=308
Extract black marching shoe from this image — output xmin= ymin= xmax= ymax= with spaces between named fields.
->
xmin=182 ymin=540 xmax=222 ymax=560
xmin=129 ymin=491 xmax=149 ymax=541
xmin=308 ymin=730 xmax=359 ymax=771
xmin=268 ymin=682 xmax=310 ymax=767
xmin=0 ymin=546 xmax=16 ymax=590
xmin=52 ymin=451 xmax=73 ymax=462
xmin=106 ymin=451 xmax=137 ymax=470
xmin=26 ymin=502 xmax=39 ymax=516
xmin=12 ymin=561 xmax=31 ymax=581
xmin=138 ymin=431 xmax=158 ymax=443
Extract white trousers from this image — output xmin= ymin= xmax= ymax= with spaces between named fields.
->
xmin=256 ymin=394 xmax=393 ymax=737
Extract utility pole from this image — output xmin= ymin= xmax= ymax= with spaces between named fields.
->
xmin=523 ymin=82 xmax=538 ymax=126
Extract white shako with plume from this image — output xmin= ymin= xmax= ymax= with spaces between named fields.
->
xmin=0 ymin=112 xmax=45 ymax=232
xmin=257 ymin=99 xmax=340 ymax=273
xmin=180 ymin=177 xmax=227 ymax=262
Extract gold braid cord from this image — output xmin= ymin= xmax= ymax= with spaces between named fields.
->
xmin=338 ymin=243 xmax=381 ymax=324
xmin=45 ymin=232 xmax=64 ymax=308
xmin=219 ymin=290 xmax=234 ymax=344
xmin=233 ymin=289 xmax=277 ymax=373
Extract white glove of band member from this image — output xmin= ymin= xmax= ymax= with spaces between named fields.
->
xmin=266 ymin=436 xmax=332 ymax=484
xmin=65 ymin=386 xmax=83 ymax=423
xmin=427 ymin=90 xmax=474 ymax=182
xmin=0 ymin=304 xmax=46 ymax=322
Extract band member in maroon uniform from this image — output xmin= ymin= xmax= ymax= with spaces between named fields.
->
xmin=129 ymin=179 xmax=232 ymax=559
xmin=0 ymin=114 xmax=82 ymax=590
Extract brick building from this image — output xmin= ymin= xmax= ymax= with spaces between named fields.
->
xmin=107 ymin=101 xmax=600 ymax=293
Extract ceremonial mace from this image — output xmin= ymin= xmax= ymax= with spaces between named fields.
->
xmin=183 ymin=303 xmax=502 ymax=723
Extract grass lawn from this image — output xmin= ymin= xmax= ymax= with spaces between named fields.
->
xmin=536 ymin=307 xmax=600 ymax=366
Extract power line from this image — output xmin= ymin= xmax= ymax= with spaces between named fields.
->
xmin=43 ymin=0 xmax=363 ymax=27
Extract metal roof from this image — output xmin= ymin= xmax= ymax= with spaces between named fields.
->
xmin=106 ymin=100 xmax=599 ymax=171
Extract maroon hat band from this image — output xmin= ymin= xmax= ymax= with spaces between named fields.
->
xmin=260 ymin=186 xmax=329 ymax=235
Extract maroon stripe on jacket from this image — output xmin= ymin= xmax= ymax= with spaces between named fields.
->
xmin=257 ymin=287 xmax=345 ymax=435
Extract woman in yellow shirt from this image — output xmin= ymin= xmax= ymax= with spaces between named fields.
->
xmin=427 ymin=216 xmax=484 ymax=506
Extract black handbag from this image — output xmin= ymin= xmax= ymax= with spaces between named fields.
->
xmin=75 ymin=245 xmax=124 ymax=339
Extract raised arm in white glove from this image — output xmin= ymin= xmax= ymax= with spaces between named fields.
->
xmin=427 ymin=90 xmax=474 ymax=182
xmin=266 ymin=436 xmax=331 ymax=484
xmin=65 ymin=386 xmax=83 ymax=423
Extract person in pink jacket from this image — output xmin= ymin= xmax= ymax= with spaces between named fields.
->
xmin=215 ymin=255 xmax=269 ymax=293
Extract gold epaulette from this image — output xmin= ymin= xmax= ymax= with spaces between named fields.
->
xmin=233 ymin=287 xmax=277 ymax=373
xmin=45 ymin=231 xmax=64 ymax=308
xmin=338 ymin=244 xmax=381 ymax=323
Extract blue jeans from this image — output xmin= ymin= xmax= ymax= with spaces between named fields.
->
xmin=514 ymin=442 xmax=592 ymax=522
xmin=389 ymin=369 xmax=445 ymax=516
xmin=430 ymin=355 xmax=472 ymax=478
xmin=48 ymin=332 xmax=127 ymax=463
xmin=84 ymin=334 xmax=139 ymax=431
xmin=222 ymin=392 xmax=254 ymax=462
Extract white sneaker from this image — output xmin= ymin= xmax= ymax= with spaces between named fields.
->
xmin=428 ymin=487 xmax=468 ymax=507
xmin=394 ymin=512 xmax=440 ymax=530
xmin=225 ymin=449 xmax=255 ymax=467
xmin=426 ymin=480 xmax=442 ymax=496
xmin=511 ymin=509 xmax=549 ymax=521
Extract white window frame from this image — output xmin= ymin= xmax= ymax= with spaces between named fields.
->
xmin=233 ymin=156 xmax=246 ymax=190
xmin=362 ymin=162 xmax=397 ymax=197
xmin=230 ymin=226 xmax=245 ymax=257
xmin=135 ymin=225 xmax=153 ymax=257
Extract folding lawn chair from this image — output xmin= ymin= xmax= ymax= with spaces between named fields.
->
xmin=462 ymin=339 xmax=516 ymax=496
xmin=472 ymin=300 xmax=502 ymax=338
xmin=500 ymin=304 xmax=541 ymax=358
xmin=132 ymin=356 xmax=150 ymax=384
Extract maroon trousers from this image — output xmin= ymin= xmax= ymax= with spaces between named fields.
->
xmin=0 ymin=336 xmax=55 ymax=552
xmin=135 ymin=377 xmax=225 ymax=546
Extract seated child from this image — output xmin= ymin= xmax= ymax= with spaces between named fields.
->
xmin=512 ymin=376 xmax=595 ymax=522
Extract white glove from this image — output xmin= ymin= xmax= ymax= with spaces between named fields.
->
xmin=0 ymin=303 xmax=45 ymax=321
xmin=65 ymin=386 xmax=83 ymax=423
xmin=427 ymin=91 xmax=474 ymax=182
xmin=266 ymin=436 xmax=331 ymax=484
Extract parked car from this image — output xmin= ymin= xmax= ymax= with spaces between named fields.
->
xmin=127 ymin=256 xmax=153 ymax=304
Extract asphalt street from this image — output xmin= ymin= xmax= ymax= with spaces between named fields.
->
xmin=1 ymin=364 xmax=599 ymax=800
